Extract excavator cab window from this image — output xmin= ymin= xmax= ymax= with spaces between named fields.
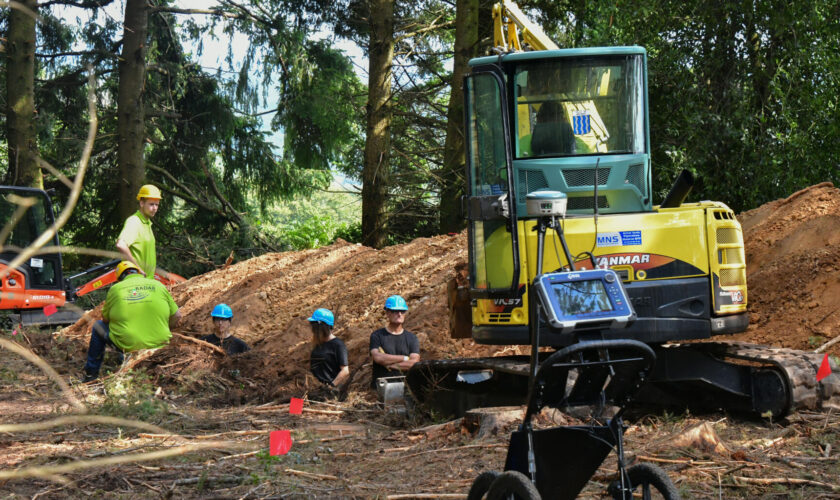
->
xmin=514 ymin=55 xmax=646 ymax=158
xmin=464 ymin=72 xmax=520 ymax=297
xmin=0 ymin=189 xmax=62 ymax=289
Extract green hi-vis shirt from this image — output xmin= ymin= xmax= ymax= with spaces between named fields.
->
xmin=103 ymin=274 xmax=178 ymax=352
xmin=118 ymin=211 xmax=156 ymax=279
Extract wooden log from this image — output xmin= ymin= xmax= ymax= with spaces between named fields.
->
xmin=409 ymin=418 xmax=462 ymax=440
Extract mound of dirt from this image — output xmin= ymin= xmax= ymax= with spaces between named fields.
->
xmin=63 ymin=234 xmax=501 ymax=400
xmin=723 ymin=182 xmax=840 ymax=354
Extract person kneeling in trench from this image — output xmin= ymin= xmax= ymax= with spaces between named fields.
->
xmin=200 ymin=303 xmax=250 ymax=355
xmin=308 ymin=308 xmax=350 ymax=399
xmin=82 ymin=261 xmax=181 ymax=382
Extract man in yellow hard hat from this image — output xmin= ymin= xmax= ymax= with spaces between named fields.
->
xmin=82 ymin=261 xmax=181 ymax=382
xmin=116 ymin=184 xmax=161 ymax=279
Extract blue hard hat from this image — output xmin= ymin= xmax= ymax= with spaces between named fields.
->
xmin=211 ymin=303 xmax=233 ymax=319
xmin=307 ymin=308 xmax=334 ymax=327
xmin=384 ymin=295 xmax=408 ymax=311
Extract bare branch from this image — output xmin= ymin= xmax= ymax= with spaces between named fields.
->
xmin=150 ymin=6 xmax=242 ymax=20
xmin=39 ymin=0 xmax=113 ymax=8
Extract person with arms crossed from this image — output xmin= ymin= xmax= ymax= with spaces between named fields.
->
xmin=369 ymin=295 xmax=420 ymax=388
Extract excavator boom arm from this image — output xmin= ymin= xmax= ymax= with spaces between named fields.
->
xmin=492 ymin=0 xmax=559 ymax=52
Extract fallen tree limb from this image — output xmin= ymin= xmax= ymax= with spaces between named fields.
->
xmin=636 ymin=455 xmax=717 ymax=465
xmin=0 ymin=441 xmax=249 ymax=482
xmin=816 ymin=332 xmax=840 ymax=353
xmin=401 ymin=443 xmax=507 ymax=459
xmin=732 ymin=476 xmax=840 ymax=491
xmin=0 ymin=415 xmax=165 ymax=435
xmin=284 ymin=468 xmax=338 ymax=481
xmin=386 ymin=495 xmax=467 ymax=499
xmin=173 ymin=333 xmax=226 ymax=355
xmin=172 ymin=475 xmax=243 ymax=486
xmin=138 ymin=430 xmax=266 ymax=440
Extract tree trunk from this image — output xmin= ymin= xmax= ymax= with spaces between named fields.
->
xmin=361 ymin=0 xmax=395 ymax=249
xmin=438 ymin=0 xmax=480 ymax=234
xmin=117 ymin=0 xmax=149 ymax=220
xmin=5 ymin=0 xmax=42 ymax=188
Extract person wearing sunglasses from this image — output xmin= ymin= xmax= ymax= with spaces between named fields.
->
xmin=369 ymin=295 xmax=420 ymax=388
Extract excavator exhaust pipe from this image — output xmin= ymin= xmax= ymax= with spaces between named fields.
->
xmin=660 ymin=169 xmax=695 ymax=208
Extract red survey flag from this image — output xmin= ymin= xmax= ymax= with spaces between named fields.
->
xmin=289 ymin=397 xmax=304 ymax=415
xmin=269 ymin=430 xmax=293 ymax=456
xmin=817 ymin=353 xmax=832 ymax=382
xmin=44 ymin=304 xmax=58 ymax=316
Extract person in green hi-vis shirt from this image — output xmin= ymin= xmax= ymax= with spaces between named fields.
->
xmin=116 ymin=184 xmax=161 ymax=279
xmin=82 ymin=261 xmax=181 ymax=382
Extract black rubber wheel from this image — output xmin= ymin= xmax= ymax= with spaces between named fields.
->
xmin=609 ymin=463 xmax=680 ymax=500
xmin=467 ymin=471 xmax=499 ymax=500
xmin=486 ymin=470 xmax=541 ymax=500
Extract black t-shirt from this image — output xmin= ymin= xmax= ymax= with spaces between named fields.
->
xmin=310 ymin=337 xmax=349 ymax=386
xmin=369 ymin=328 xmax=419 ymax=387
xmin=200 ymin=334 xmax=250 ymax=355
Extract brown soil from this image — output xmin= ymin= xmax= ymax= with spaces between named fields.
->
xmin=722 ymin=181 xmax=840 ymax=355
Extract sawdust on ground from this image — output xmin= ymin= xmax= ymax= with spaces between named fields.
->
xmin=61 ymin=183 xmax=840 ymax=401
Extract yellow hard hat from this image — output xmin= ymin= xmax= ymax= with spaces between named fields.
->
xmin=115 ymin=261 xmax=142 ymax=280
xmin=136 ymin=184 xmax=162 ymax=201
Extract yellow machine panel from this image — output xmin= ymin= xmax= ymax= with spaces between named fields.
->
xmin=472 ymin=202 xmax=747 ymax=328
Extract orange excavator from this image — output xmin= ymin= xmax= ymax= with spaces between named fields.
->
xmin=0 ymin=185 xmax=184 ymax=327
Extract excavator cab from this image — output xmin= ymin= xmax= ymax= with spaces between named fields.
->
xmin=464 ymin=48 xmax=651 ymax=324
xmin=0 ymin=186 xmax=72 ymax=325
xmin=0 ymin=187 xmax=65 ymax=290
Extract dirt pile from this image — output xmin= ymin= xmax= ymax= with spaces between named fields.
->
xmin=63 ymin=234 xmax=500 ymax=399
xmin=725 ymin=182 xmax=840 ymax=354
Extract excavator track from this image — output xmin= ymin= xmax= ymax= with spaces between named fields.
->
xmin=686 ymin=341 xmax=840 ymax=413
xmin=406 ymin=342 xmax=840 ymax=418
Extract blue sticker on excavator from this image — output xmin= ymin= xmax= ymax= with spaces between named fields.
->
xmin=573 ymin=113 xmax=591 ymax=135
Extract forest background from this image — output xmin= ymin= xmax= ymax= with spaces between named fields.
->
xmin=1 ymin=0 xmax=838 ymax=279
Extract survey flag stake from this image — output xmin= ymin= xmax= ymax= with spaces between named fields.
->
xmin=289 ymin=397 xmax=303 ymax=415
xmin=269 ymin=430 xmax=293 ymax=456
xmin=44 ymin=304 xmax=58 ymax=316
xmin=817 ymin=353 xmax=832 ymax=382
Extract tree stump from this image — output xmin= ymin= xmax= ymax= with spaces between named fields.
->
xmin=463 ymin=406 xmax=524 ymax=438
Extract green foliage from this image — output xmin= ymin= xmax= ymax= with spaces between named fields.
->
xmin=528 ymin=0 xmax=840 ymax=212
xmin=808 ymin=336 xmax=826 ymax=349
xmin=0 ymin=365 xmax=19 ymax=383
xmin=99 ymin=369 xmax=168 ymax=423
xmin=263 ymin=181 xmax=362 ymax=250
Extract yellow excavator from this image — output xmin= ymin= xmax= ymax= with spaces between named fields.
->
xmin=407 ymin=0 xmax=839 ymax=418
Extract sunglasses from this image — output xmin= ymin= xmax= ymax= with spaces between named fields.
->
xmin=386 ymin=309 xmax=406 ymax=315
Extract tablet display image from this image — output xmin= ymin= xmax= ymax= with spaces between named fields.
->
xmin=552 ymin=279 xmax=614 ymax=316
